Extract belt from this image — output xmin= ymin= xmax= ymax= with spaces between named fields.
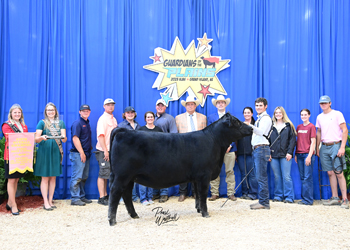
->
xmin=322 ymin=141 xmax=341 ymax=146
xmin=253 ymin=144 xmax=268 ymax=150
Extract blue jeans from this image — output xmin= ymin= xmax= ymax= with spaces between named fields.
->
xmin=252 ymin=146 xmax=270 ymax=207
xmin=132 ymin=183 xmax=139 ymax=201
xmin=153 ymin=188 xmax=168 ymax=196
xmin=270 ymin=157 xmax=294 ymax=202
xmin=296 ymin=154 xmax=314 ymax=205
xmin=237 ymin=155 xmax=258 ymax=199
xmin=69 ymin=152 xmax=90 ymax=202
xmin=139 ymin=185 xmax=153 ymax=202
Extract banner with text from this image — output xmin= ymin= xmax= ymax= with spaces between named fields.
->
xmin=8 ymin=133 xmax=35 ymax=174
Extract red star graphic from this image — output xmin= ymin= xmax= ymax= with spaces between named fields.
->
xmin=151 ymin=53 xmax=161 ymax=63
xmin=198 ymin=84 xmax=212 ymax=98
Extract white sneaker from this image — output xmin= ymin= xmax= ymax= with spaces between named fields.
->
xmin=142 ymin=201 xmax=150 ymax=206
xmin=148 ymin=200 xmax=154 ymax=204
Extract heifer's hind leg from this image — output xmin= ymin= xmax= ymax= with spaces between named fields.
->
xmin=198 ymin=179 xmax=211 ymax=218
xmin=122 ymin=181 xmax=139 ymax=219
xmin=192 ymin=181 xmax=201 ymax=213
xmin=108 ymin=174 xmax=123 ymax=226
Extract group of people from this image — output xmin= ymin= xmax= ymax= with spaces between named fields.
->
xmin=1 ymin=94 xmax=348 ymax=215
xmin=247 ymin=96 xmax=348 ymax=210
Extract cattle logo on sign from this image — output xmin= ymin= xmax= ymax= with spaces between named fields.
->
xmin=143 ymin=34 xmax=230 ymax=107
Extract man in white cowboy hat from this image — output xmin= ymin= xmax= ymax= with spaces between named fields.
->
xmin=207 ymin=95 xmax=237 ymax=201
xmin=175 ymin=96 xmax=207 ymax=202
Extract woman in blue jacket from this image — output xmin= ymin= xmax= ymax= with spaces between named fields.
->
xmin=269 ymin=106 xmax=296 ymax=203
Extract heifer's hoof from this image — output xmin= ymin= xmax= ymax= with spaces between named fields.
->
xmin=109 ymin=219 xmax=117 ymax=226
xmin=131 ymin=214 xmax=139 ymax=219
xmin=197 ymin=208 xmax=201 ymax=213
xmin=202 ymin=213 xmax=210 ymax=218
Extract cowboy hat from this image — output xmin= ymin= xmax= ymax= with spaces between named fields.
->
xmin=181 ymin=96 xmax=200 ymax=107
xmin=212 ymin=95 xmax=230 ymax=106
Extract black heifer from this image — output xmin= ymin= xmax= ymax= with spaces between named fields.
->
xmin=108 ymin=113 xmax=252 ymax=226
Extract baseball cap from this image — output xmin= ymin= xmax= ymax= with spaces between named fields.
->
xmin=319 ymin=95 xmax=331 ymax=103
xmin=156 ymin=99 xmax=166 ymax=106
xmin=79 ymin=104 xmax=91 ymax=111
xmin=124 ymin=106 xmax=136 ymax=112
xmin=104 ymin=98 xmax=115 ymax=105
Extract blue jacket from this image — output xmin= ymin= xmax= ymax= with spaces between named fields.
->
xmin=118 ymin=120 xmax=141 ymax=131
xmin=207 ymin=112 xmax=237 ymax=152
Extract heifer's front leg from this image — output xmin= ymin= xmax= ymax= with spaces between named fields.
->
xmin=198 ymin=180 xmax=210 ymax=218
xmin=192 ymin=181 xmax=201 ymax=213
xmin=108 ymin=175 xmax=123 ymax=226
xmin=123 ymin=181 xmax=139 ymax=219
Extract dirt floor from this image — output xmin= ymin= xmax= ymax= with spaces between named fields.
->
xmin=1 ymin=196 xmax=349 ymax=250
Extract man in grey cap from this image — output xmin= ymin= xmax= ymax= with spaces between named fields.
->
xmin=95 ymin=98 xmax=118 ymax=205
xmin=316 ymin=95 xmax=348 ymax=209
xmin=152 ymin=99 xmax=178 ymax=203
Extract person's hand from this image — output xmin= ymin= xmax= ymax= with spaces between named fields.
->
xmin=286 ymin=154 xmax=292 ymax=161
xmin=104 ymin=150 xmax=109 ymax=162
xmin=316 ymin=149 xmax=320 ymax=157
xmin=294 ymin=156 xmax=297 ymax=164
xmin=305 ymin=156 xmax=311 ymax=166
xmin=269 ymin=155 xmax=272 ymax=162
xmin=80 ymin=152 xmax=86 ymax=163
xmin=337 ymin=147 xmax=345 ymax=157
xmin=42 ymin=135 xmax=47 ymax=141
xmin=226 ymin=146 xmax=232 ymax=154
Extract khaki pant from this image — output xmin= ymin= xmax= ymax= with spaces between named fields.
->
xmin=210 ymin=151 xmax=236 ymax=196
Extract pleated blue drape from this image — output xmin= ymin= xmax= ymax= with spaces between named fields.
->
xmin=1 ymin=0 xmax=349 ymax=199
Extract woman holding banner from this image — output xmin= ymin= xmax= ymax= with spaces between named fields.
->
xmin=34 ymin=102 xmax=67 ymax=211
xmin=1 ymin=104 xmax=28 ymax=215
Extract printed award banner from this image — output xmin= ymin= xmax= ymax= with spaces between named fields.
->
xmin=8 ymin=133 xmax=35 ymax=174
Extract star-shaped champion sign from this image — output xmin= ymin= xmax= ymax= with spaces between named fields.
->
xmin=197 ymin=33 xmax=213 ymax=48
xmin=198 ymin=84 xmax=212 ymax=99
xmin=160 ymin=92 xmax=173 ymax=106
xmin=144 ymin=35 xmax=230 ymax=107
xmin=151 ymin=53 xmax=161 ymax=63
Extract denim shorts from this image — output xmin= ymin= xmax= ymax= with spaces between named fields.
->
xmin=95 ymin=150 xmax=111 ymax=179
xmin=319 ymin=143 xmax=347 ymax=172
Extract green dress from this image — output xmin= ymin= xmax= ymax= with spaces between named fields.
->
xmin=34 ymin=120 xmax=66 ymax=177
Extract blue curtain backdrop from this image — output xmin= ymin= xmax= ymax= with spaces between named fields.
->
xmin=1 ymin=0 xmax=349 ymax=200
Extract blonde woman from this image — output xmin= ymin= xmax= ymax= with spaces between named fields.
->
xmin=1 ymin=104 xmax=28 ymax=215
xmin=269 ymin=106 xmax=296 ymax=203
xmin=34 ymin=103 xmax=67 ymax=211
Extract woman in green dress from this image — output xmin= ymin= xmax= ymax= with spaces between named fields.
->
xmin=34 ymin=103 xmax=67 ymax=211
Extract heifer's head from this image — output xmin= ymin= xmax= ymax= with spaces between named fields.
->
xmin=221 ymin=113 xmax=253 ymax=140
